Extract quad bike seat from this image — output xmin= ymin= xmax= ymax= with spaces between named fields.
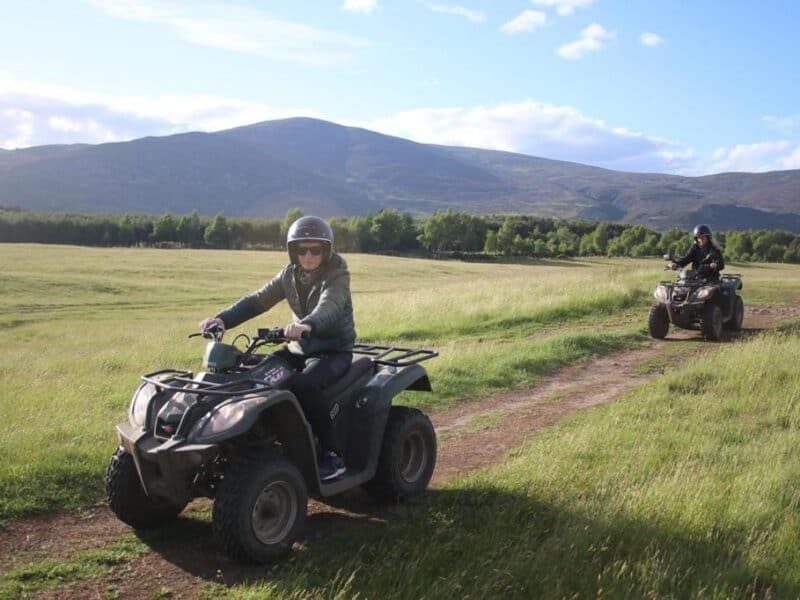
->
xmin=320 ymin=356 xmax=374 ymax=402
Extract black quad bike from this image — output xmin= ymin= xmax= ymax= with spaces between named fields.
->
xmin=648 ymin=254 xmax=744 ymax=341
xmin=106 ymin=327 xmax=438 ymax=563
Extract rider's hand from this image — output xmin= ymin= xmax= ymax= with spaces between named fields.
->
xmin=284 ymin=322 xmax=312 ymax=341
xmin=199 ymin=317 xmax=225 ymax=334
xmin=710 ymin=262 xmax=718 ymax=270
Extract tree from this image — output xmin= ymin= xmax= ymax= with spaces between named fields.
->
xmin=368 ymin=209 xmax=419 ymax=252
xmin=484 ymin=230 xmax=499 ymax=254
xmin=177 ymin=210 xmax=204 ymax=246
xmin=151 ymin=213 xmax=178 ymax=243
xmin=417 ymin=210 xmax=488 ymax=253
xmin=118 ymin=214 xmax=137 ymax=246
xmin=204 ymin=213 xmax=231 ymax=248
xmin=281 ymin=208 xmax=304 ymax=242
xmin=724 ymin=231 xmax=753 ymax=261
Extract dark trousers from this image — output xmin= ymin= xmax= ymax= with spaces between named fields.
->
xmin=272 ymin=348 xmax=352 ymax=456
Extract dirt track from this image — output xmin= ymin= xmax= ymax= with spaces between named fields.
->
xmin=2 ymin=305 xmax=798 ymax=599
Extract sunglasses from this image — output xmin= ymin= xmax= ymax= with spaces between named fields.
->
xmin=294 ymin=245 xmax=323 ymax=256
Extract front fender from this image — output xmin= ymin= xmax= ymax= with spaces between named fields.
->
xmin=188 ymin=390 xmax=320 ymax=493
xmin=189 ymin=390 xmax=306 ymax=444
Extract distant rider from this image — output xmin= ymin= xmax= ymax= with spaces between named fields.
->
xmin=199 ymin=216 xmax=355 ymax=481
xmin=670 ymin=224 xmax=725 ymax=281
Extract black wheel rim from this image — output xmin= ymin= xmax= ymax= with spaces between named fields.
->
xmin=400 ymin=431 xmax=427 ymax=483
xmin=251 ymin=480 xmax=297 ymax=545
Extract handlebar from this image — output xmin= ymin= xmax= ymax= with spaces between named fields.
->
xmin=256 ymin=327 xmax=310 ymax=342
xmin=189 ymin=326 xmax=309 ymax=344
xmin=189 ymin=324 xmax=224 ymax=342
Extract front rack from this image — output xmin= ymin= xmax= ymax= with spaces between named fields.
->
xmin=352 ymin=343 xmax=438 ymax=367
xmin=141 ymin=369 xmax=274 ymax=398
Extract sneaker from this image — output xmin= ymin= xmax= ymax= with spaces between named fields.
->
xmin=319 ymin=451 xmax=346 ymax=481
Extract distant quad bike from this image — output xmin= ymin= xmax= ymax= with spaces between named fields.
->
xmin=648 ymin=254 xmax=744 ymax=341
xmin=106 ymin=327 xmax=437 ymax=563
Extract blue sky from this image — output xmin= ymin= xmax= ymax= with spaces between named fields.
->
xmin=1 ymin=0 xmax=798 ymax=174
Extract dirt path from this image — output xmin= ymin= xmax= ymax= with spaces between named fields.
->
xmin=2 ymin=305 xmax=798 ymax=599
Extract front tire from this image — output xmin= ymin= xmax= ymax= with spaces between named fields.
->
xmin=725 ymin=296 xmax=744 ymax=331
xmin=703 ymin=303 xmax=723 ymax=341
xmin=365 ymin=407 xmax=437 ymax=502
xmin=648 ymin=304 xmax=670 ymax=339
xmin=212 ymin=457 xmax=307 ymax=563
xmin=105 ymin=447 xmax=185 ymax=528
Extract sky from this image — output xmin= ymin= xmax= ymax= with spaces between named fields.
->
xmin=1 ymin=0 xmax=799 ymax=175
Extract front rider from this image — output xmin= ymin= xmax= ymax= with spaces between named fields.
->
xmin=199 ymin=216 xmax=355 ymax=481
xmin=670 ymin=224 xmax=725 ymax=282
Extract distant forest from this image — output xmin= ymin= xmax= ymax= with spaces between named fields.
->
xmin=2 ymin=206 xmax=800 ymax=263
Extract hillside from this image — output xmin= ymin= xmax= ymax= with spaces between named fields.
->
xmin=0 ymin=117 xmax=798 ymax=230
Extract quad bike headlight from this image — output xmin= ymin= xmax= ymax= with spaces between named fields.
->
xmin=695 ymin=286 xmax=715 ymax=300
xmin=654 ymin=285 xmax=669 ymax=303
xmin=191 ymin=396 xmax=265 ymax=440
xmin=129 ymin=382 xmax=157 ymax=428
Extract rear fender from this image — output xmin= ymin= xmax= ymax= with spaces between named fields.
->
xmin=341 ymin=364 xmax=432 ymax=489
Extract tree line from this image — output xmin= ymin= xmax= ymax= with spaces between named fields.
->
xmin=2 ymin=205 xmax=800 ymax=263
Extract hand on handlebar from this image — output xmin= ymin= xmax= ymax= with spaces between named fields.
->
xmin=199 ymin=317 xmax=225 ymax=335
xmin=284 ymin=322 xmax=311 ymax=341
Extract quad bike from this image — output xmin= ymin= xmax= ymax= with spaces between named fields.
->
xmin=648 ymin=254 xmax=744 ymax=341
xmin=106 ymin=326 xmax=438 ymax=563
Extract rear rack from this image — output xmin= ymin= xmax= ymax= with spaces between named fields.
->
xmin=141 ymin=369 xmax=273 ymax=398
xmin=352 ymin=343 xmax=438 ymax=367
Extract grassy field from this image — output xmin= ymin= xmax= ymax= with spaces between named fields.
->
xmin=0 ymin=246 xmax=650 ymax=520
xmin=216 ymin=323 xmax=800 ymax=599
xmin=2 ymin=245 xmax=800 ymax=597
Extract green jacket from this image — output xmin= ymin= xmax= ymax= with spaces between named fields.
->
xmin=216 ymin=253 xmax=356 ymax=356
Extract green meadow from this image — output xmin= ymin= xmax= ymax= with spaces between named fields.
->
xmin=2 ymin=244 xmax=800 ymax=597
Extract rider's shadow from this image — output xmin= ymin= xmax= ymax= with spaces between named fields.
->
xmin=134 ymin=486 xmax=797 ymax=596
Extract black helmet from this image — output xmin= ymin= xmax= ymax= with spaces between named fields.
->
xmin=287 ymin=216 xmax=334 ymax=263
xmin=693 ymin=224 xmax=712 ymax=239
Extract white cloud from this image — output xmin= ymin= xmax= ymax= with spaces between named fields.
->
xmin=427 ymin=3 xmax=486 ymax=23
xmin=365 ymin=100 xmax=695 ymax=173
xmin=557 ymin=23 xmax=613 ymax=59
xmin=2 ymin=108 xmax=35 ymax=149
xmin=500 ymin=10 xmax=547 ymax=34
xmin=0 ymin=72 xmax=318 ymax=148
xmin=531 ymin=0 xmax=593 ymax=16
xmin=10 ymin=72 xmax=798 ymax=176
xmin=709 ymin=141 xmax=800 ymax=173
xmin=640 ymin=32 xmax=663 ymax=47
xmin=342 ymin=0 xmax=377 ymax=14
xmin=88 ymin=0 xmax=370 ymax=66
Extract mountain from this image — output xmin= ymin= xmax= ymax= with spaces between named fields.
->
xmin=1 ymin=117 xmax=799 ymax=230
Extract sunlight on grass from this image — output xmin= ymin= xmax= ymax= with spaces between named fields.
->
xmin=0 ymin=245 xmax=795 ymax=522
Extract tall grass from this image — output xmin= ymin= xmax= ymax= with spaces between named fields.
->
xmin=0 ymin=245 xmax=793 ymax=522
xmin=222 ymin=326 xmax=800 ymax=599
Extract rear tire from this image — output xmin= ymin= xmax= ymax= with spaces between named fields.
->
xmin=725 ymin=296 xmax=744 ymax=331
xmin=365 ymin=407 xmax=437 ymax=502
xmin=105 ymin=447 xmax=185 ymax=528
xmin=648 ymin=304 xmax=670 ymax=339
xmin=212 ymin=457 xmax=307 ymax=563
xmin=703 ymin=303 xmax=723 ymax=341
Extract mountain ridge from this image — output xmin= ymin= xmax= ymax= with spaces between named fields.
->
xmin=0 ymin=117 xmax=798 ymax=231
